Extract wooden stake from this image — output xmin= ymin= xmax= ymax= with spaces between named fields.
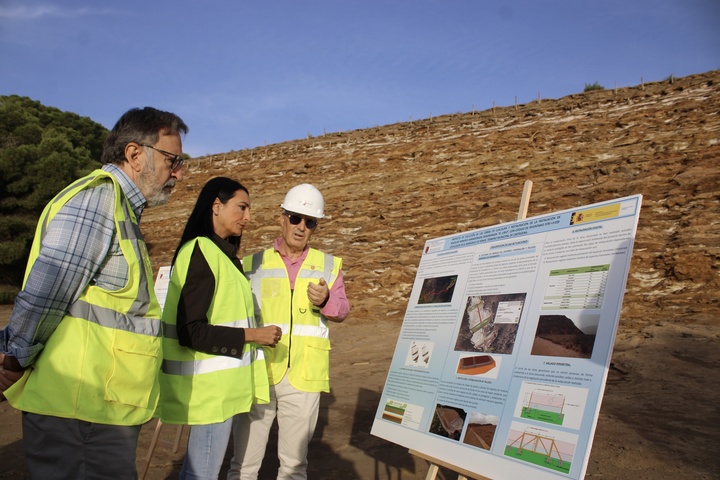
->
xmin=517 ymin=180 xmax=533 ymax=220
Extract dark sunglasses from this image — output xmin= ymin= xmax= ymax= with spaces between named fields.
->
xmin=139 ymin=143 xmax=184 ymax=172
xmin=284 ymin=213 xmax=317 ymax=229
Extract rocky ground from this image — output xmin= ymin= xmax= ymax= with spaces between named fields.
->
xmin=1 ymin=69 xmax=719 ymax=479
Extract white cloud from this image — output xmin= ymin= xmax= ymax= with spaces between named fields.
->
xmin=0 ymin=5 xmax=119 ymax=19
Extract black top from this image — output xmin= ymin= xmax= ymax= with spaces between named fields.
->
xmin=175 ymin=234 xmax=248 ymax=358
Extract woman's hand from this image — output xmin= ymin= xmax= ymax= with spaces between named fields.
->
xmin=245 ymin=326 xmax=282 ymax=347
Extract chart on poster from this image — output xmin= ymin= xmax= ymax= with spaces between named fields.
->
xmin=371 ymin=194 xmax=642 ymax=480
xmin=542 ymin=265 xmax=609 ymax=310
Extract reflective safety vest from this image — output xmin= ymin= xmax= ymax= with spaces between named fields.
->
xmin=243 ymin=248 xmax=341 ymax=393
xmin=158 ymin=237 xmax=269 ymax=425
xmin=5 ymin=169 xmax=163 ymax=426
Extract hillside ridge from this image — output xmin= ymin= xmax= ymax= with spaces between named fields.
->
xmin=143 ymin=69 xmax=720 ymax=329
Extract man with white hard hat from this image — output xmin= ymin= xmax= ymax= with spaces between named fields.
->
xmin=229 ymin=183 xmax=350 ymax=480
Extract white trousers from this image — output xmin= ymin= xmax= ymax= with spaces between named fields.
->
xmin=229 ymin=374 xmax=321 ymax=480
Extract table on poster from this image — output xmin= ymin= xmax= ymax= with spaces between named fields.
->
xmin=542 ymin=265 xmax=609 ymax=310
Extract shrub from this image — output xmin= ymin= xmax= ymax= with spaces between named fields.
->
xmin=584 ymin=82 xmax=605 ymax=92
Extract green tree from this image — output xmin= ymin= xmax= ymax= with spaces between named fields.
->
xmin=0 ymin=95 xmax=107 ymax=302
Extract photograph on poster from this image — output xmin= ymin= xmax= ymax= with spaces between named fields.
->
xmin=455 ymin=354 xmax=497 ymax=376
xmin=455 ymin=293 xmax=527 ymax=355
xmin=418 ymin=274 xmax=458 ymax=304
xmin=530 ymin=313 xmax=600 ymax=358
xmin=504 ymin=422 xmax=578 ymax=474
xmin=430 ymin=404 xmax=467 ymax=441
xmin=462 ymin=412 xmax=499 ymax=451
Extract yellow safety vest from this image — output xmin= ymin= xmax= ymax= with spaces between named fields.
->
xmin=243 ymin=248 xmax=341 ymax=393
xmin=158 ymin=237 xmax=269 ymax=425
xmin=5 ymin=169 xmax=163 ymax=426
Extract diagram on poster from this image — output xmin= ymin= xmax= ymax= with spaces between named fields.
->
xmin=370 ymin=194 xmax=642 ymax=480
xmin=381 ymin=399 xmax=423 ymax=430
xmin=504 ymin=422 xmax=578 ymax=474
xmin=515 ymin=381 xmax=588 ymax=429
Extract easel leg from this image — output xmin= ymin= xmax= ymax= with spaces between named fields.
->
xmin=172 ymin=424 xmax=185 ymax=452
xmin=139 ymin=419 xmax=164 ymax=480
xmin=411 ymin=449 xmax=492 ymax=480
xmin=425 ymin=462 xmax=440 ymax=480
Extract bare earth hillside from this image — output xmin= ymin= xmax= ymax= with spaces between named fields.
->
xmin=1 ymin=70 xmax=719 ymax=479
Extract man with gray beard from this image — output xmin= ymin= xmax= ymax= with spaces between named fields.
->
xmin=0 ymin=107 xmax=187 ymax=479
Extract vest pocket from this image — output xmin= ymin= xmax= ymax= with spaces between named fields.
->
xmin=105 ymin=334 xmax=160 ymax=408
xmin=301 ymin=337 xmax=331 ymax=381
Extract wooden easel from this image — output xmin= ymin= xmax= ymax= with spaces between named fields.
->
xmin=139 ymin=419 xmax=186 ymax=480
xmin=411 ymin=449 xmax=493 ymax=480
xmin=411 ymin=181 xmax=533 ymax=480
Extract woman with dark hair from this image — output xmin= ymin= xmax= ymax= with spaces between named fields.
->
xmin=158 ymin=177 xmax=281 ymax=480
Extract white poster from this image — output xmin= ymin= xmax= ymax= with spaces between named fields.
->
xmin=371 ymin=195 xmax=642 ymax=480
xmin=154 ymin=265 xmax=172 ymax=310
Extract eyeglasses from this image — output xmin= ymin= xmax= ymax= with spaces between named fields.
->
xmin=284 ymin=212 xmax=317 ymax=229
xmin=139 ymin=143 xmax=184 ymax=172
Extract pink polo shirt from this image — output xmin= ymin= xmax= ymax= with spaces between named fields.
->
xmin=273 ymin=237 xmax=350 ymax=321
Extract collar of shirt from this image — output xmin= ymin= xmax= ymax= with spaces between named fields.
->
xmin=273 ymin=237 xmax=309 ymax=288
xmin=273 ymin=237 xmax=310 ymax=265
xmin=102 ymin=163 xmax=146 ymax=221
xmin=211 ymin=232 xmax=239 ymax=259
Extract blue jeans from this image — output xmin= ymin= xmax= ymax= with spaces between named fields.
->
xmin=180 ymin=418 xmax=233 ymax=480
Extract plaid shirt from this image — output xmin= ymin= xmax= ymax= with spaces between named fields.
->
xmin=0 ymin=164 xmax=146 ymax=367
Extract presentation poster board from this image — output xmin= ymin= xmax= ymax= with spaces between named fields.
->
xmin=371 ymin=194 xmax=642 ymax=480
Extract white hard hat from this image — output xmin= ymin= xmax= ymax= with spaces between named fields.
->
xmin=281 ymin=183 xmax=325 ymax=218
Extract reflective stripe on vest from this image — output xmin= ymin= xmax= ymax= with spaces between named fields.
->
xmin=161 ymin=317 xmax=261 ymax=375
xmin=293 ymin=324 xmax=329 ymax=339
xmin=162 ymin=352 xmax=258 ymax=375
xmin=247 ymin=253 xmax=336 ymax=286
xmin=67 ymin=301 xmax=160 ymax=337
xmin=245 ymin=250 xmax=337 ymax=332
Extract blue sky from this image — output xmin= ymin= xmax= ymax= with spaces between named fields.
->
xmin=1 ymin=0 xmax=718 ymax=158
